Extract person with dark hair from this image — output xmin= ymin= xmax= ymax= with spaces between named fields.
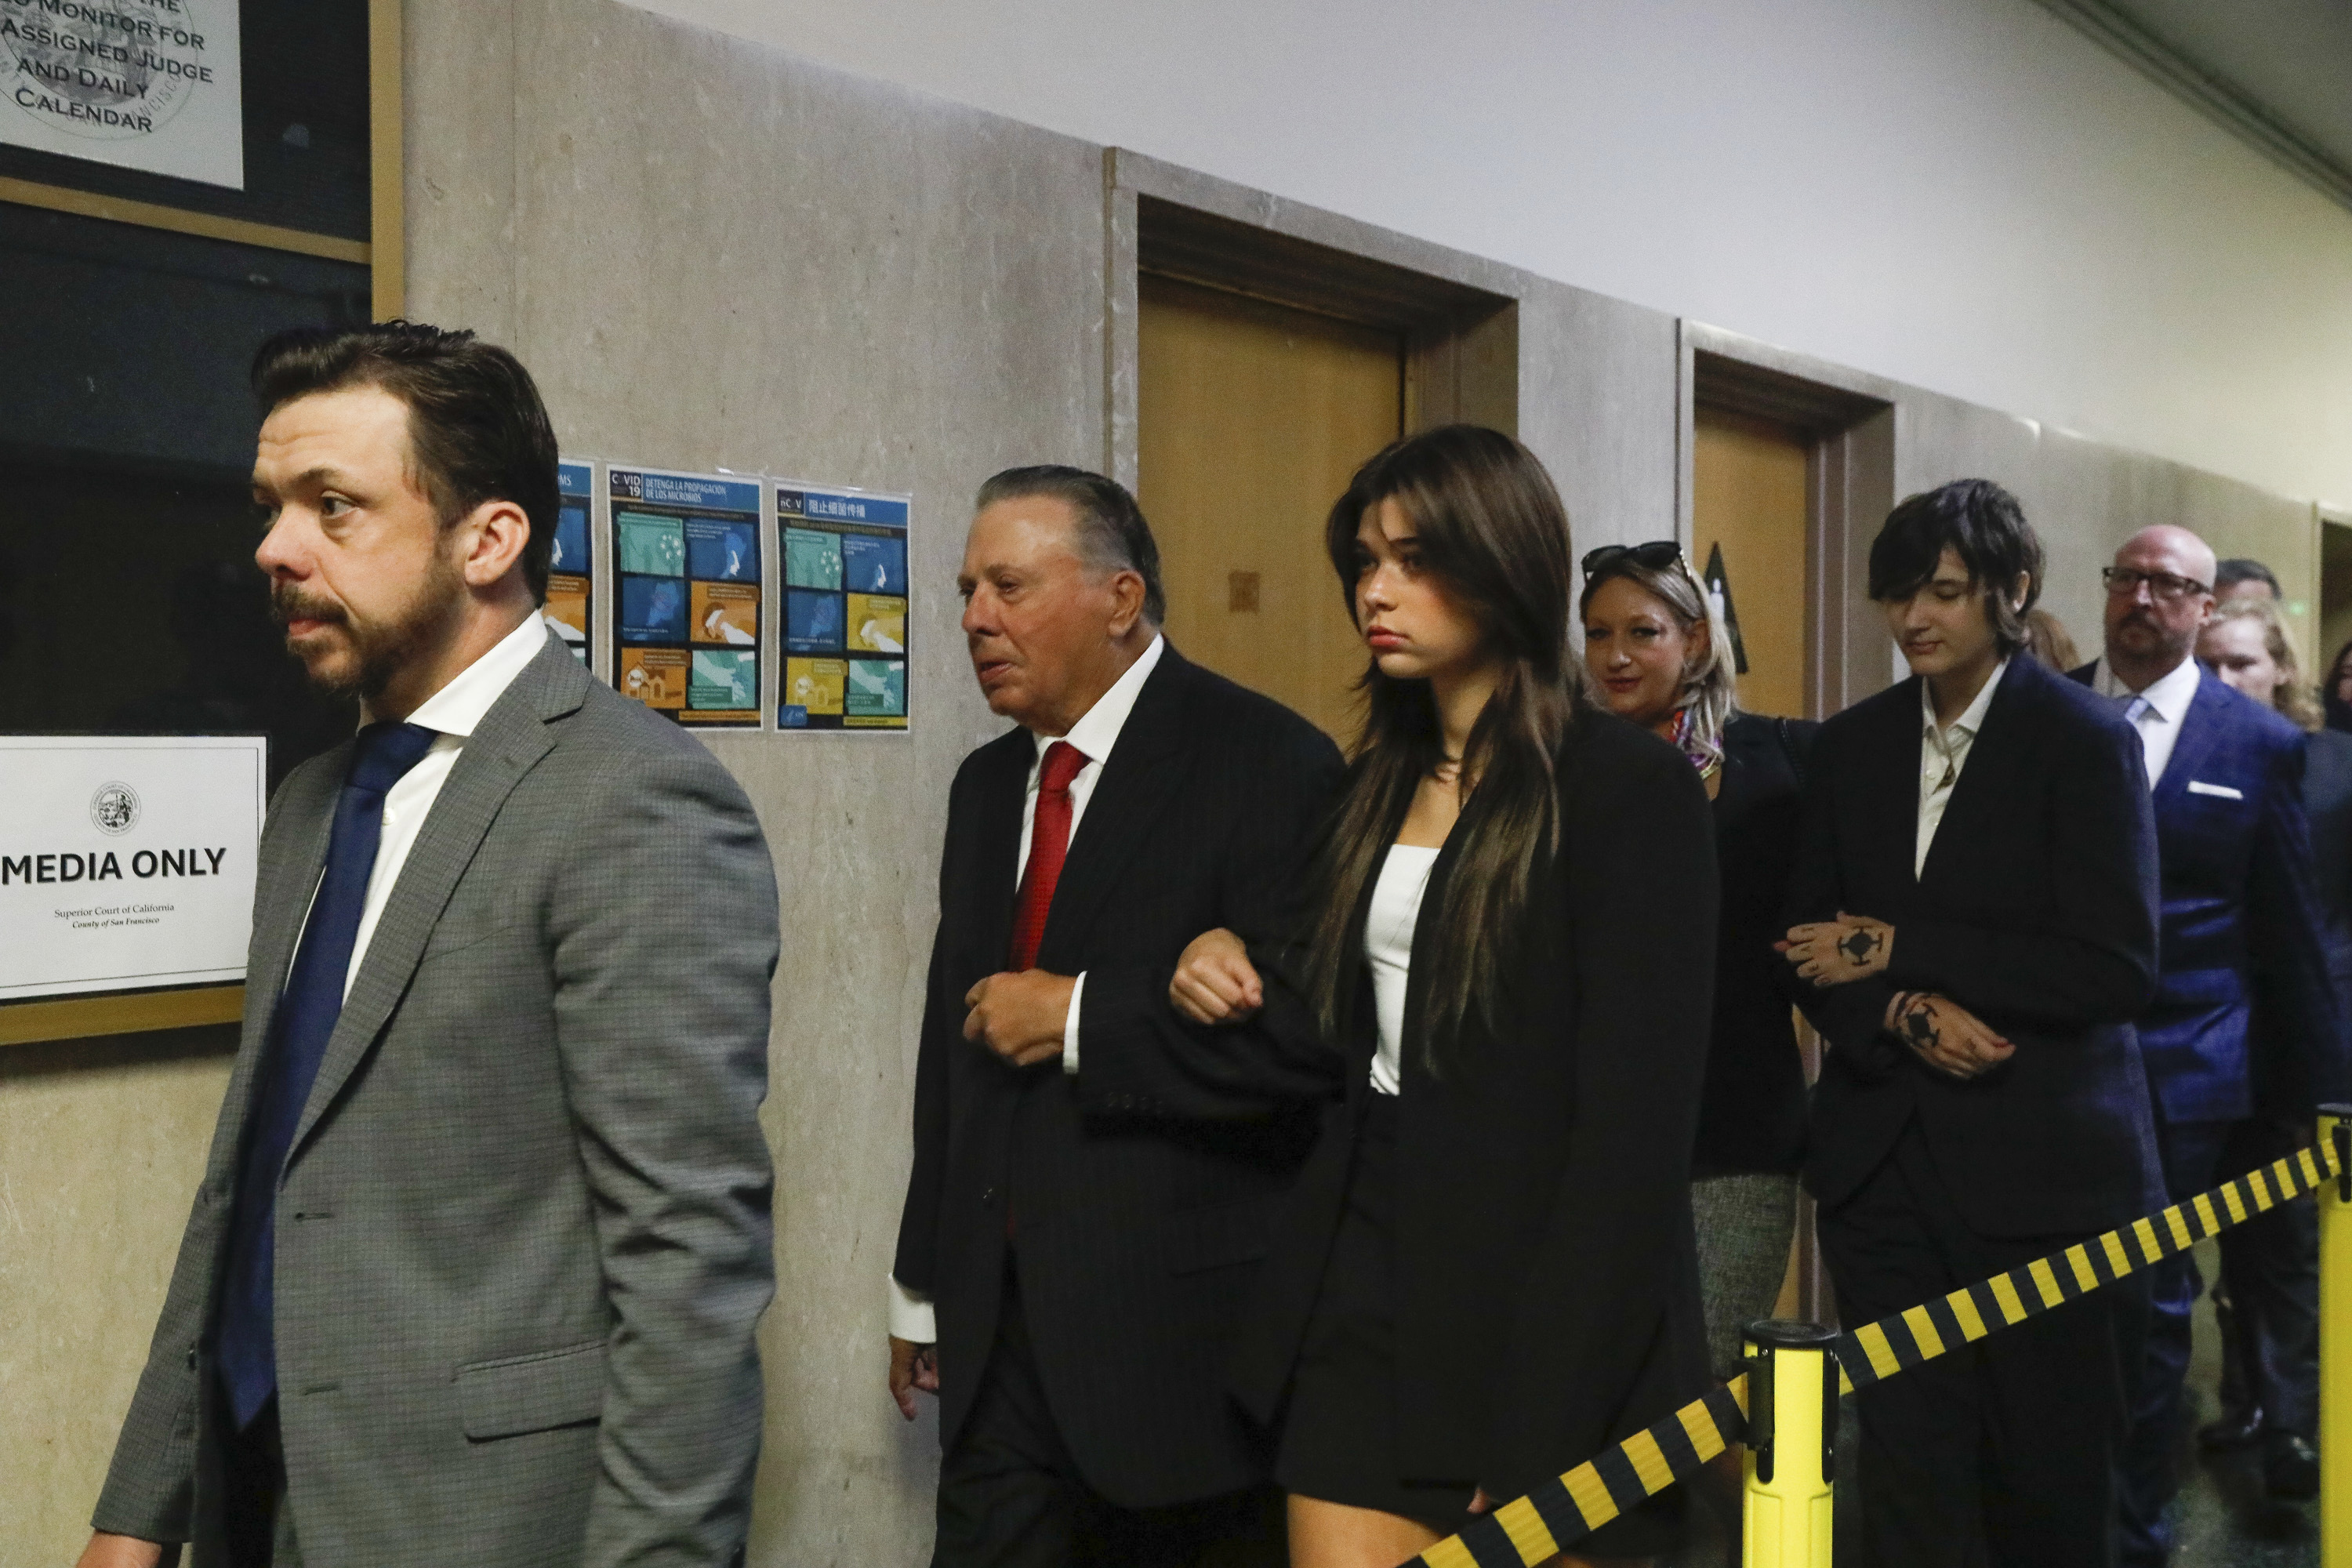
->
xmin=888 ymin=466 xmax=1342 ymax=1566
xmin=78 ymin=322 xmax=780 ymax=1568
xmin=1171 ymin=426 xmax=1715 ymax=1564
xmin=2215 ymin=556 xmax=2282 ymax=602
xmin=2076 ymin=526 xmax=2342 ymax=1560
xmin=1579 ymin=543 xmax=1811 ymax=1540
xmin=1777 ymin=478 xmax=2161 ymax=1566
xmin=2191 ymin=597 xmax=2347 ymax=1486
xmin=2325 ymin=637 xmax=2352 ymax=733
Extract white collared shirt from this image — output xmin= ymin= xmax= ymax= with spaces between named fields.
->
xmin=1916 ymin=659 xmax=2009 ymax=877
xmin=2094 ymin=654 xmax=2203 ymax=790
xmin=333 ymin=614 xmax=547 ymax=999
xmin=889 ymin=634 xmax=1165 ymax=1345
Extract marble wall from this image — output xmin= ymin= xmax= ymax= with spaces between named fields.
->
xmin=0 ymin=2 xmax=2325 ymax=1563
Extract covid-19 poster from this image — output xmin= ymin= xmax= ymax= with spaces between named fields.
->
xmin=608 ymin=466 xmax=763 ymax=729
xmin=779 ymin=482 xmax=909 ymax=731
xmin=545 ymin=459 xmax=595 ymax=665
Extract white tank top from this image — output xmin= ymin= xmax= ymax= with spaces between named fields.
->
xmin=1365 ymin=844 xmax=1439 ymax=1096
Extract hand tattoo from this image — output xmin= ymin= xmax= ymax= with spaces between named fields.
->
xmin=1838 ymin=928 xmax=1884 ymax=965
xmin=1896 ymin=994 xmax=1940 ymax=1053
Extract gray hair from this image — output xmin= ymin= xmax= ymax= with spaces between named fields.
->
xmin=974 ymin=465 xmax=1166 ymax=624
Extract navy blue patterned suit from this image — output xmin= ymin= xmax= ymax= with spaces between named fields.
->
xmin=2070 ymin=661 xmax=2343 ymax=1564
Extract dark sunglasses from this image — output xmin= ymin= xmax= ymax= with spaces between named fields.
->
xmin=1581 ymin=540 xmax=1683 ymax=579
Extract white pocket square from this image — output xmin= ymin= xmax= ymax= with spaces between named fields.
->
xmin=2187 ymin=780 xmax=2245 ymax=800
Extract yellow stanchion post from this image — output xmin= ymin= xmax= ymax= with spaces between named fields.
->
xmin=2322 ymin=1104 xmax=2352 ymax=1567
xmin=1741 ymin=1319 xmax=1838 ymax=1568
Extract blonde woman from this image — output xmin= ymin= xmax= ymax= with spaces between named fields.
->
xmin=1580 ymin=545 xmax=1813 ymax=1550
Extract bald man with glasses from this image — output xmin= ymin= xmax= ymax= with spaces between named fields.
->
xmin=2073 ymin=525 xmax=2344 ymax=1566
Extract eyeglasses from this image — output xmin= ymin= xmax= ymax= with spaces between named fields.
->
xmin=1582 ymin=540 xmax=1683 ymax=578
xmin=2101 ymin=566 xmax=2212 ymax=604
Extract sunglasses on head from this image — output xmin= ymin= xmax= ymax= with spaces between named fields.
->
xmin=1581 ymin=540 xmax=1684 ymax=579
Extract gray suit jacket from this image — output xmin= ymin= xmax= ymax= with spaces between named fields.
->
xmin=93 ymin=631 xmax=779 ymax=1566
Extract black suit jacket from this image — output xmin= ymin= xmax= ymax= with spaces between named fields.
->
xmin=1233 ymin=710 xmax=1715 ymax=1521
xmin=2305 ymin=728 xmax=2352 ymax=994
xmin=892 ymin=646 xmax=1345 ymax=1508
xmin=1787 ymin=655 xmax=2163 ymax=1237
xmin=1696 ymin=713 xmax=1817 ymax=1178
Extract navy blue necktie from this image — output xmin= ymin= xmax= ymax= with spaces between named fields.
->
xmin=219 ymin=720 xmax=437 ymax=1428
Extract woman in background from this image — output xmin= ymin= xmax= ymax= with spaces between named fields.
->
xmin=1171 ymin=426 xmax=1715 ymax=1566
xmin=1581 ymin=544 xmax=1813 ymax=1558
xmin=2322 ymin=637 xmax=2352 ymax=733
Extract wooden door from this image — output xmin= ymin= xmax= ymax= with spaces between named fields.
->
xmin=1138 ymin=273 xmax=1403 ymax=745
xmin=1693 ymin=406 xmax=1813 ymax=720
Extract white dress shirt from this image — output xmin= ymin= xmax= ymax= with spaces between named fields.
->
xmin=1916 ymin=659 xmax=2009 ymax=877
xmin=2094 ymin=653 xmax=2203 ymax=791
xmin=889 ymin=634 xmax=1166 ymax=1345
xmin=329 ymin=615 xmax=547 ymax=1000
xmin=1365 ymin=844 xmax=1439 ymax=1095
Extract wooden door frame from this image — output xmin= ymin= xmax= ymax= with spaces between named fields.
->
xmin=1104 ymin=150 xmax=1520 ymax=492
xmin=1677 ymin=324 xmax=1898 ymax=723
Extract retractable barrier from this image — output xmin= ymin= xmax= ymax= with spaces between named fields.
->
xmin=2325 ymin=1105 xmax=2351 ymax=1566
xmin=1409 ymin=1109 xmax=2351 ymax=1568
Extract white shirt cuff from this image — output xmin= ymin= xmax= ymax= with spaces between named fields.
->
xmin=1062 ymin=971 xmax=1086 ymax=1075
xmin=887 ymin=1274 xmax=937 ymax=1344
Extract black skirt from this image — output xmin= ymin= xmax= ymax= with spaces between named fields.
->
xmin=1275 ymin=1093 xmax=1481 ymax=1535
xmin=1273 ymin=1093 xmax=1688 ymax=1555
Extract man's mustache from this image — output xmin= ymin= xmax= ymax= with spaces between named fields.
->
xmin=270 ymin=586 xmax=347 ymax=627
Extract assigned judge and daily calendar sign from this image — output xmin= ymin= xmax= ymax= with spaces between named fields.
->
xmin=1 ymin=735 xmax=265 ymax=1003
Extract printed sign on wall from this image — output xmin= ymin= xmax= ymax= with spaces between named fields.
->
xmin=608 ymin=466 xmax=764 ymax=729
xmin=543 ymin=459 xmax=595 ymax=665
xmin=0 ymin=735 xmax=265 ymax=1001
xmin=779 ymin=481 xmax=909 ymax=731
xmin=0 ymin=0 xmax=245 ymax=189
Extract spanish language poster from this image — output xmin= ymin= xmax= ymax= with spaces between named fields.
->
xmin=545 ymin=459 xmax=595 ymax=664
xmin=609 ymin=466 xmax=764 ymax=729
xmin=779 ymin=481 xmax=909 ymax=731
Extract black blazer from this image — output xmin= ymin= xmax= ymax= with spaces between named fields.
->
xmin=1233 ymin=710 xmax=1716 ymax=1515
xmin=892 ymin=646 xmax=1345 ymax=1509
xmin=1786 ymin=655 xmax=2163 ymax=1238
xmin=1696 ymin=713 xmax=1817 ymax=1178
xmin=2304 ymin=728 xmax=2352 ymax=1076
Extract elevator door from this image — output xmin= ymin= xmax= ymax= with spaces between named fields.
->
xmin=1138 ymin=273 xmax=1404 ymax=746
xmin=1693 ymin=406 xmax=1813 ymax=720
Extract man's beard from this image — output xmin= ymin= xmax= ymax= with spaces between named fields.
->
xmin=272 ymin=559 xmax=466 ymax=702
xmin=2113 ymin=607 xmax=2194 ymax=666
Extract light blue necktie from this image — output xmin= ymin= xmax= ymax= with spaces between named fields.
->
xmin=2119 ymin=693 xmax=2152 ymax=724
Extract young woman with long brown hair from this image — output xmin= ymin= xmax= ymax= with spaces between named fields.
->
xmin=1170 ymin=426 xmax=1717 ymax=1566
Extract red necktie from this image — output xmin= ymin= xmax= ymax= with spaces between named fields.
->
xmin=1009 ymin=741 xmax=1087 ymax=971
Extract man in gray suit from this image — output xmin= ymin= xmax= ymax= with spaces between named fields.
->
xmin=78 ymin=323 xmax=779 ymax=1568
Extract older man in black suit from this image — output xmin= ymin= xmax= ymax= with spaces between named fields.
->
xmin=888 ymin=466 xmax=1345 ymax=1566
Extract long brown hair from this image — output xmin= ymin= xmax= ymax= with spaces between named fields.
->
xmin=1303 ymin=425 xmax=1583 ymax=1069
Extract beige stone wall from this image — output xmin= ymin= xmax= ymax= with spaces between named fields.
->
xmin=0 ymin=1029 xmax=234 ymax=1563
